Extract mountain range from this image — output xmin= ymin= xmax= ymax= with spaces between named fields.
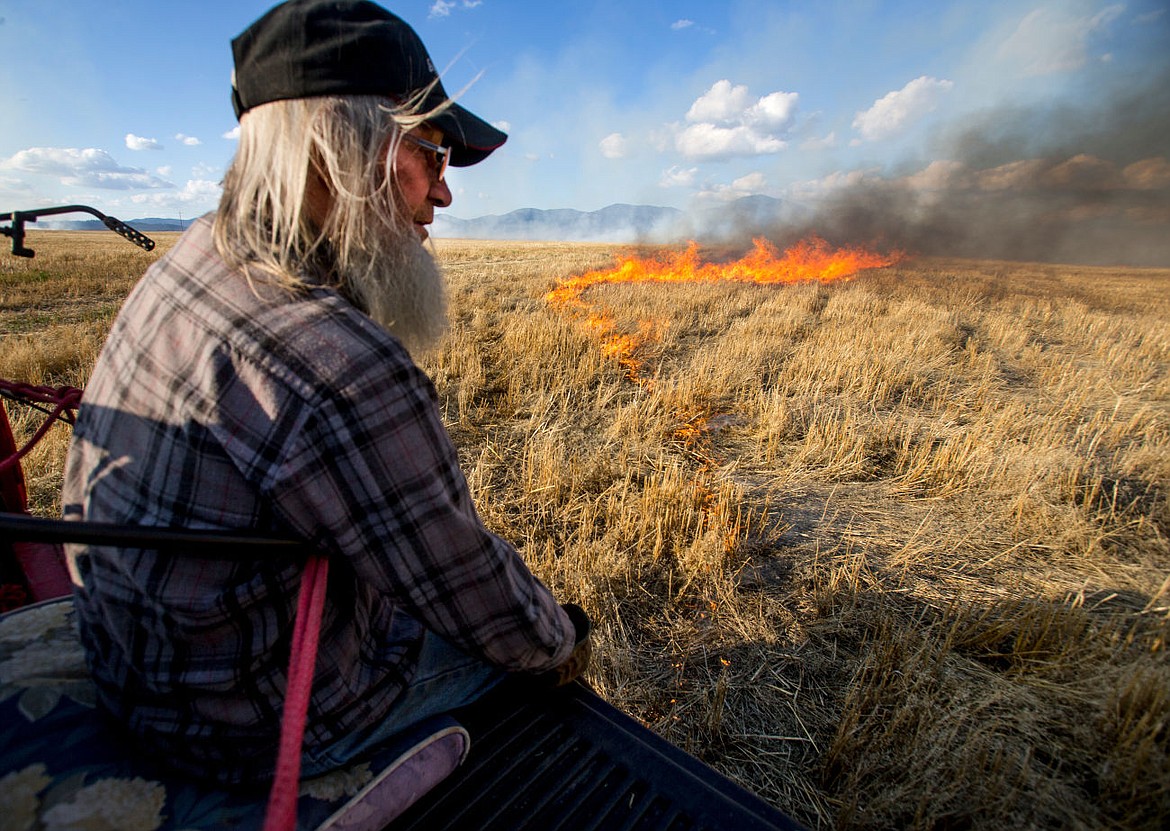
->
xmin=432 ymin=196 xmax=796 ymax=243
xmin=35 ymin=196 xmax=795 ymax=244
xmin=431 ymin=203 xmax=683 ymax=242
xmin=36 ymin=217 xmax=192 ymax=233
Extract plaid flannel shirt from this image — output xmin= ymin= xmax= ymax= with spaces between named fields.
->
xmin=61 ymin=215 xmax=573 ymax=784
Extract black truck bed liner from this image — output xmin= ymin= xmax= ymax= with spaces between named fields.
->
xmin=396 ymin=677 xmax=804 ymax=831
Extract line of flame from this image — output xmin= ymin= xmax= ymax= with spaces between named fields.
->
xmin=546 ymin=236 xmax=901 ymax=307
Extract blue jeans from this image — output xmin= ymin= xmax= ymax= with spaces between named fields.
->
xmin=300 ymin=629 xmax=505 ymax=777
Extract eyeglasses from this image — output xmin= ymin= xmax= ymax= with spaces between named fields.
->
xmin=402 ymin=133 xmax=451 ymax=183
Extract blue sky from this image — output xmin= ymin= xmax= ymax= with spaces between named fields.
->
xmin=1 ymin=0 xmax=1167 ymax=231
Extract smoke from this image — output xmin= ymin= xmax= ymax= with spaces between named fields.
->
xmin=777 ymin=64 xmax=1170 ymax=267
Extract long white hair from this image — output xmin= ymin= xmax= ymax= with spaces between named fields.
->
xmin=214 ymin=94 xmax=447 ymax=352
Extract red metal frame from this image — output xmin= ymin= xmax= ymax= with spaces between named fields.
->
xmin=0 ymin=383 xmax=78 ymax=609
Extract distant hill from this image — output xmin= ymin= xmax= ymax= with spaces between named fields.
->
xmin=39 ymin=217 xmax=191 ymax=232
xmin=432 ymin=203 xmax=685 ymax=243
xmin=434 ymin=197 xmax=794 ymax=243
xmin=34 ymin=196 xmax=797 ymax=243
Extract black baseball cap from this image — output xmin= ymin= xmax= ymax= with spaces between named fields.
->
xmin=230 ymin=0 xmax=507 ymax=166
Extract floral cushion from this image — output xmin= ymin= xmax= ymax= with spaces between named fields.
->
xmin=0 ymin=598 xmax=469 ymax=831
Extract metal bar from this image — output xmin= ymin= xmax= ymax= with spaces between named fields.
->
xmin=0 ymin=512 xmax=302 ymax=551
xmin=2 ymin=205 xmax=155 ymax=256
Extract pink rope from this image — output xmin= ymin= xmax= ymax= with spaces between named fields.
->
xmin=0 ymin=382 xmax=82 ymax=476
xmin=264 ymin=555 xmax=330 ymax=831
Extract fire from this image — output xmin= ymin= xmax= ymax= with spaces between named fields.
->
xmin=546 ymin=236 xmax=900 ymax=384
xmin=544 ymin=236 xmax=899 ymax=562
xmin=546 ymin=236 xmax=900 ymax=308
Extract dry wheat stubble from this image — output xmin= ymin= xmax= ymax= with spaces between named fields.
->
xmin=4 ymin=231 xmax=1169 ymax=830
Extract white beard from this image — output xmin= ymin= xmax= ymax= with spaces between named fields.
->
xmin=343 ymin=222 xmax=448 ymax=355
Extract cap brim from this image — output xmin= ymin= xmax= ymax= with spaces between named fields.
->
xmin=430 ymin=101 xmax=507 ymax=167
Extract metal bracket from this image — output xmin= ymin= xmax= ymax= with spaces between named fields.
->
xmin=1 ymin=205 xmax=156 ymax=258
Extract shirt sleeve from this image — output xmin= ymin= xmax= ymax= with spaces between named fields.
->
xmin=261 ymin=343 xmax=574 ymax=673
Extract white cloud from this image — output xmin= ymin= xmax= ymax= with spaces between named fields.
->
xmin=670 ymin=17 xmax=715 ymax=35
xmin=659 ymin=166 xmax=698 ymax=188
xmin=852 ymin=76 xmax=954 ymax=142
xmin=493 ymin=120 xmax=512 ymax=133
xmin=1091 ymin=5 xmax=1126 ymax=28
xmin=733 ymin=171 xmax=766 ymax=191
xmin=70 ymin=171 xmax=171 ymax=190
xmin=686 ymin=80 xmax=754 ymax=124
xmin=156 ymin=166 xmax=173 ymax=177
xmin=22 ymin=147 xmax=110 ymax=172
xmin=0 ymin=175 xmax=34 ymax=200
xmin=696 ymin=171 xmax=767 ymax=202
xmin=747 ymin=91 xmax=799 ymax=130
xmin=191 ymin=162 xmax=221 ymax=179
xmin=1 ymin=147 xmax=173 ymax=190
xmin=125 ymin=133 xmax=163 ymax=151
xmin=599 ymin=132 xmax=628 ymax=159
xmin=429 ymin=0 xmax=481 ymax=18
xmin=676 ymin=123 xmax=786 ymax=160
xmin=130 ymin=178 xmax=221 ymax=207
xmin=677 ymin=80 xmax=798 ymax=160
xmin=998 ymin=4 xmax=1124 ymax=74
xmin=175 ymin=133 xmax=201 ymax=146
xmin=222 ymin=126 xmax=241 ymax=140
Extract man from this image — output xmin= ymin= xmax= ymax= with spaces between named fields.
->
xmin=62 ymin=0 xmax=589 ymax=786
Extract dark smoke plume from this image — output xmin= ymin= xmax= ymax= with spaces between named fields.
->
xmin=781 ymin=65 xmax=1170 ymax=267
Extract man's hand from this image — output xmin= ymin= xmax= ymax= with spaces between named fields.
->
xmin=537 ymin=603 xmax=592 ymax=687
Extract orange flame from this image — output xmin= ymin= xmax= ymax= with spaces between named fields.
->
xmin=544 ymin=236 xmax=900 ymax=559
xmin=546 ymin=236 xmax=901 ymax=308
xmin=546 ymin=236 xmax=900 ymax=384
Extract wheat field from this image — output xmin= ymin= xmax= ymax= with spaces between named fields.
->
xmin=2 ymin=230 xmax=1168 ymax=829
